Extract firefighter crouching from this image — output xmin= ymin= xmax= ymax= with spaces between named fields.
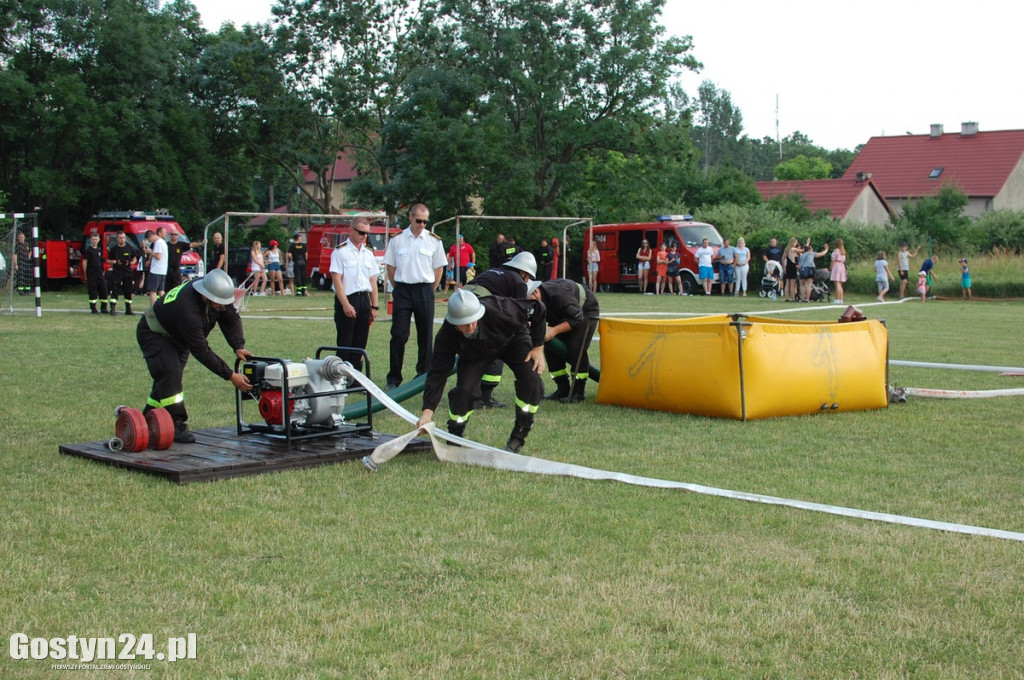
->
xmin=463 ymin=250 xmax=537 ymax=409
xmin=416 ymin=289 xmax=546 ymax=453
xmin=528 ymin=278 xmax=600 ymax=403
xmin=136 ymin=269 xmax=253 ymax=443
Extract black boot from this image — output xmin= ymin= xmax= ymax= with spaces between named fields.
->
xmin=173 ymin=421 xmax=196 ymax=444
xmin=544 ymin=375 xmax=570 ymax=401
xmin=445 ymin=419 xmax=467 ymax=446
xmin=108 ymin=303 xmax=117 ymax=315
xmin=100 ymin=302 xmax=108 ymax=314
xmin=475 ymin=385 xmax=506 ymax=409
xmin=124 ymin=302 xmax=134 ymax=316
xmin=504 ymin=411 xmax=534 ymax=454
xmin=90 ymin=303 xmax=99 ymax=314
xmin=561 ymin=379 xmax=587 ymax=404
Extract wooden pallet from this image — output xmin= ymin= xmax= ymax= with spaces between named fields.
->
xmin=59 ymin=426 xmax=432 ymax=484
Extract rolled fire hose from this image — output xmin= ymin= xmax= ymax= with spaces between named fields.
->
xmin=337 ymin=365 xmax=1024 ymax=544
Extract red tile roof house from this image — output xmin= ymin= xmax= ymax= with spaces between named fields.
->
xmin=755 ymin=177 xmax=895 ymax=226
xmin=843 ymin=122 xmax=1024 ymax=218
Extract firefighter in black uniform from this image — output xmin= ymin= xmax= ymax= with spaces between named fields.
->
xmin=528 ymin=278 xmax=600 ymax=403
xmin=288 ymin=232 xmax=309 ymax=296
xmin=417 ymin=289 xmax=546 ymax=453
xmin=463 ymin=251 xmax=537 ymax=408
xmin=166 ymin=231 xmax=205 ymax=290
xmin=107 ymin=232 xmax=138 ymax=315
xmin=82 ymin=233 xmax=109 ymax=314
xmin=136 ymin=269 xmax=253 ymax=443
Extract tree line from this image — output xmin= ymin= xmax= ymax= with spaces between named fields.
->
xmin=1 ymin=0 xmax=859 ymax=240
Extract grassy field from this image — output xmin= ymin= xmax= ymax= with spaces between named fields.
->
xmin=2 ymin=287 xmax=1023 ymax=679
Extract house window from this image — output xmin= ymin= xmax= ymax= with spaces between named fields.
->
xmin=929 ymin=167 xmax=944 ymax=179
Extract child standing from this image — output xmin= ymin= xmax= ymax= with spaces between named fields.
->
xmin=874 ymin=251 xmax=894 ymax=302
xmin=959 ymin=258 xmax=972 ymax=300
xmin=916 ymin=270 xmax=928 ymax=301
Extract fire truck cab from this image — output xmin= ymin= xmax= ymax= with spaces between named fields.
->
xmin=80 ymin=211 xmax=204 ymax=282
xmin=586 ymin=215 xmax=723 ymax=294
xmin=304 ymin=213 xmax=397 ymax=290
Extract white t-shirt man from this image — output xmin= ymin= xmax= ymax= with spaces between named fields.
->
xmin=696 ymin=244 xmax=714 ymax=269
xmin=150 ymin=236 xmax=168 ymax=276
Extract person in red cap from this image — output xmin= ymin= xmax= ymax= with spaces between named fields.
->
xmin=265 ymin=239 xmax=284 ymax=295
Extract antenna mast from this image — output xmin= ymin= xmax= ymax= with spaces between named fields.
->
xmin=776 ymin=94 xmax=782 ymax=159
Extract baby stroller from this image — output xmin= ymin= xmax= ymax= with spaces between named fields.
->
xmin=809 ymin=268 xmax=832 ymax=303
xmin=758 ymin=261 xmax=783 ymax=301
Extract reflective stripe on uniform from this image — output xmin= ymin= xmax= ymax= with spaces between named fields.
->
xmin=515 ymin=398 xmax=539 ymax=414
xmin=148 ymin=393 xmax=184 ymax=409
xmin=550 ymin=367 xmax=569 ymax=378
xmin=448 ymin=409 xmax=475 ymax=423
xmin=481 ymin=373 xmax=502 ymax=385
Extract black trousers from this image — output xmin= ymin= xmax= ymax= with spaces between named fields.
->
xmin=293 ymin=259 xmax=307 ymax=291
xmin=86 ymin=273 xmax=108 ymax=304
xmin=447 ymin=328 xmax=543 ymax=420
xmin=109 ymin=270 xmax=135 ymax=302
xmin=136 ymin=320 xmax=190 ymax=424
xmin=544 ymin=318 xmax=598 ymax=379
xmin=166 ymin=269 xmax=183 ymax=291
xmin=334 ymin=290 xmax=372 ymax=371
xmin=388 ymin=282 xmax=435 ymax=385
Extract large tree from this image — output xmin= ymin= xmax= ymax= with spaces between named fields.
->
xmin=0 ymin=0 xmax=240 ymax=232
xmin=252 ymin=0 xmax=435 ymax=215
xmin=410 ymin=0 xmax=698 ymax=215
xmin=690 ymin=80 xmax=744 ymax=174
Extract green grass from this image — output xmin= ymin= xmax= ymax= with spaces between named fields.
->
xmin=2 ymin=286 xmax=1024 ymax=679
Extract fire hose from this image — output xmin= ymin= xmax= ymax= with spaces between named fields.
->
xmin=335 ymin=364 xmax=1024 ymax=544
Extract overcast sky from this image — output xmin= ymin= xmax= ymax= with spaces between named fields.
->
xmin=188 ymin=0 xmax=1021 ymax=151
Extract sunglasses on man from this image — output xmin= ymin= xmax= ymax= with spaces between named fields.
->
xmin=413 ymin=218 xmax=429 ymax=225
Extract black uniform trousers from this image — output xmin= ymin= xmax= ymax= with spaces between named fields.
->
xmin=334 ymin=290 xmax=372 ymax=371
xmin=448 ymin=328 xmax=542 ymax=420
xmin=544 ymin=318 xmax=599 ymax=379
xmin=136 ymin=320 xmax=190 ymax=424
xmin=109 ymin=270 xmax=135 ymax=302
xmin=388 ymin=282 xmax=434 ymax=385
xmin=292 ymin=258 xmax=307 ymax=292
xmin=87 ymin=273 xmax=108 ymax=304
xmin=166 ymin=268 xmax=183 ymax=291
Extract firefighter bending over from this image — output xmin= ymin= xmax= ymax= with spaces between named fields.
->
xmin=416 ymin=289 xmax=546 ymax=453
xmin=136 ymin=269 xmax=253 ymax=443
xmin=528 ymin=279 xmax=600 ymax=403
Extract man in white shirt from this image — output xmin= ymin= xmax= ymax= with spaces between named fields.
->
xmin=695 ymin=238 xmax=715 ymax=296
xmin=382 ymin=203 xmax=447 ymax=389
xmin=330 ymin=217 xmax=380 ymax=372
xmin=145 ymin=226 xmax=169 ymax=304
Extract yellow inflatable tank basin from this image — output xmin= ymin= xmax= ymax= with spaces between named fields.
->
xmin=596 ymin=314 xmax=888 ymax=420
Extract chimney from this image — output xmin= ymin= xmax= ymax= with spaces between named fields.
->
xmin=961 ymin=121 xmax=979 ymax=136
xmin=929 ymin=124 xmax=944 ymax=138
xmin=855 ymin=172 xmax=872 ymax=182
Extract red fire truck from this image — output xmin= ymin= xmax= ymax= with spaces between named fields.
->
xmin=585 ymin=215 xmax=723 ymax=294
xmin=78 ymin=211 xmax=204 ymax=282
xmin=35 ymin=211 xmax=203 ymax=288
xmin=304 ymin=212 xmax=397 ymax=290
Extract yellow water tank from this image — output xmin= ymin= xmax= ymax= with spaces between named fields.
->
xmin=596 ymin=314 xmax=888 ymax=419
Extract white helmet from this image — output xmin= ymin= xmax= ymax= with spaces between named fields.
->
xmin=526 ymin=280 xmax=542 ymax=297
xmin=504 ymin=251 xmax=537 ymax=278
xmin=193 ymin=269 xmax=236 ymax=305
xmin=445 ymin=289 xmax=485 ymax=325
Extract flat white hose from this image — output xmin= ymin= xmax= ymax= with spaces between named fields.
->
xmin=340 ymin=365 xmax=1024 ymax=544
